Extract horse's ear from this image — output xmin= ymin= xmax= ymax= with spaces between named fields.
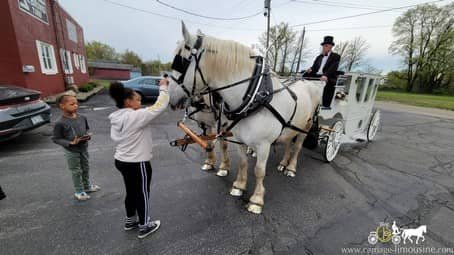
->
xmin=181 ymin=21 xmax=191 ymax=44
xmin=196 ymin=29 xmax=204 ymax=37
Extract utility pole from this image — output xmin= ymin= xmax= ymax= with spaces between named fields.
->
xmin=295 ymin=26 xmax=306 ymax=73
xmin=264 ymin=0 xmax=271 ymax=63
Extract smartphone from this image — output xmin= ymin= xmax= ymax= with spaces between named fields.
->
xmin=79 ymin=133 xmax=91 ymax=141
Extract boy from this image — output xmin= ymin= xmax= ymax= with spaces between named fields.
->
xmin=52 ymin=94 xmax=100 ymax=201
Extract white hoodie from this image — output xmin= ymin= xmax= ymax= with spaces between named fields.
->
xmin=109 ymin=88 xmax=169 ymax=162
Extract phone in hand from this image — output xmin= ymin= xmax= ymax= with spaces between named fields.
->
xmin=79 ymin=133 xmax=92 ymax=141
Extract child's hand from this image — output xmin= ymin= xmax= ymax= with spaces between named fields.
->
xmin=70 ymin=136 xmax=80 ymax=145
xmin=159 ymin=78 xmax=169 ymax=88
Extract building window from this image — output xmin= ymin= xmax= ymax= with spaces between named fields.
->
xmin=36 ymin=40 xmax=58 ymax=75
xmin=73 ymin=53 xmax=80 ymax=70
xmin=60 ymin=49 xmax=73 ymax=74
xmin=66 ymin=19 xmax=78 ymax=43
xmin=18 ymin=0 xmax=49 ymax=24
xmin=79 ymin=55 xmax=87 ymax=74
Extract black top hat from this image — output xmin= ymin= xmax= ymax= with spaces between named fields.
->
xmin=321 ymin=36 xmax=335 ymax=46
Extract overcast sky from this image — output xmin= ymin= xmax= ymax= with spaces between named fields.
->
xmin=58 ymin=0 xmax=449 ymax=73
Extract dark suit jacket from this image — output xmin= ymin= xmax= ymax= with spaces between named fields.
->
xmin=308 ymin=52 xmax=341 ymax=84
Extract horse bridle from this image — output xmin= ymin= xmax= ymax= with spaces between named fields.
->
xmin=171 ymin=35 xmax=208 ymax=98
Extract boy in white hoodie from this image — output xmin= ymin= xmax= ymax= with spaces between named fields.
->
xmin=109 ymin=79 xmax=169 ymax=239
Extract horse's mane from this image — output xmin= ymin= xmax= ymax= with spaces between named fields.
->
xmin=200 ymin=36 xmax=255 ymax=80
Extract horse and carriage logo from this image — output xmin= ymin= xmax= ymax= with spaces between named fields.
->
xmin=368 ymin=221 xmax=427 ymax=245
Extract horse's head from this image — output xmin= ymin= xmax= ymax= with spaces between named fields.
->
xmin=168 ymin=22 xmax=206 ymax=110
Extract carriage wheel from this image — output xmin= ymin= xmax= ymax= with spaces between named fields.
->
xmin=367 ymin=109 xmax=381 ymax=142
xmin=321 ymin=120 xmax=344 ymax=162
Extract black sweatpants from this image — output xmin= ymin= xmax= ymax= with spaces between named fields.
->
xmin=115 ymin=160 xmax=152 ymax=225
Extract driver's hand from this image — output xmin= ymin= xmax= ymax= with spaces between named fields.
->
xmin=321 ymin=75 xmax=328 ymax=81
xmin=307 ymin=68 xmax=312 ymax=73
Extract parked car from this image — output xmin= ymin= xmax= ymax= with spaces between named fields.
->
xmin=0 ymin=85 xmax=51 ymax=142
xmin=121 ymin=76 xmax=162 ymax=103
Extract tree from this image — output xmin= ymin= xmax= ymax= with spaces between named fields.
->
xmin=389 ymin=3 xmax=454 ymax=93
xmin=335 ymin=41 xmax=350 ymax=71
xmin=141 ymin=60 xmax=172 ymax=76
xmin=120 ymin=49 xmax=143 ymax=67
xmin=336 ymin=37 xmax=369 ymax=72
xmin=85 ymin=41 xmax=118 ymax=61
xmin=258 ymin=22 xmax=301 ymax=74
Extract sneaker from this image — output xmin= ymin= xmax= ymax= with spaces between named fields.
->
xmin=138 ymin=220 xmax=161 ymax=239
xmin=124 ymin=218 xmax=139 ymax=231
xmin=84 ymin=184 xmax=101 ymax=193
xmin=74 ymin=192 xmax=90 ymax=201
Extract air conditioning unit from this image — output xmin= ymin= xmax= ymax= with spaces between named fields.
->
xmin=64 ymin=76 xmax=74 ymax=85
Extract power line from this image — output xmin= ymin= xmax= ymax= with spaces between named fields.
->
xmin=291 ymin=0 xmax=385 ymax=11
xmin=313 ymin=0 xmax=394 ymax=9
xmin=100 ymin=0 xmax=262 ymax=31
xmin=291 ymin=0 xmax=446 ymax=27
xmin=155 ymin=0 xmax=263 ymax=21
xmin=306 ymin=24 xmax=392 ymax=31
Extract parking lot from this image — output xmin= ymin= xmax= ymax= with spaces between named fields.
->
xmin=1 ymin=91 xmax=454 ymax=255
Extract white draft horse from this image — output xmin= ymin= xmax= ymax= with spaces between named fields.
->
xmin=169 ymin=23 xmax=323 ymax=214
xmin=402 ymin=225 xmax=427 ymax=244
xmin=186 ymin=97 xmax=231 ymax=177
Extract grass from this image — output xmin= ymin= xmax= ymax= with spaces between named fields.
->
xmin=89 ymin=79 xmax=110 ymax=89
xmin=376 ymin=91 xmax=454 ymax=111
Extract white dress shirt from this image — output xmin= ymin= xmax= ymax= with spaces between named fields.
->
xmin=317 ymin=51 xmax=331 ymax=75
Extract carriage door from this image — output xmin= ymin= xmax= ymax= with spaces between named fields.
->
xmin=346 ymin=76 xmax=373 ymax=138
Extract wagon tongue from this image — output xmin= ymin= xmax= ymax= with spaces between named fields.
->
xmin=0 ymin=86 xmax=41 ymax=107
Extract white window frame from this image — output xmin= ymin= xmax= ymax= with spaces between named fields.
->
xmin=18 ymin=0 xmax=49 ymax=25
xmin=36 ymin=40 xmax=58 ymax=75
xmin=73 ymin=53 xmax=80 ymax=70
xmin=79 ymin=55 xmax=87 ymax=74
xmin=66 ymin=19 xmax=78 ymax=43
xmin=60 ymin=49 xmax=73 ymax=74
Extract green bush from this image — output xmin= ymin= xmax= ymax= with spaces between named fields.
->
xmin=79 ymin=82 xmax=96 ymax=92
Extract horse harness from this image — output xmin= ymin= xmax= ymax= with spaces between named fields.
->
xmin=170 ymin=35 xmax=313 ymax=142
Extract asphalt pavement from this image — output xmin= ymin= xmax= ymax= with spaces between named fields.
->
xmin=1 ymin=90 xmax=453 ymax=255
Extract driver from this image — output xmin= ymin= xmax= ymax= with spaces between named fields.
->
xmin=303 ymin=36 xmax=341 ymax=110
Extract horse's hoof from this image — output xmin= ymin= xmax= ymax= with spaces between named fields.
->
xmin=230 ymin=187 xmax=243 ymax=197
xmin=277 ymin=164 xmax=286 ymax=172
xmin=216 ymin=169 xmax=228 ymax=177
xmin=284 ymin=170 xmax=296 ymax=178
xmin=247 ymin=203 xmax=262 ymax=214
xmin=201 ymin=164 xmax=214 ymax=171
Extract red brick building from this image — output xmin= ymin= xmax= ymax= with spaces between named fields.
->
xmin=0 ymin=0 xmax=89 ymax=96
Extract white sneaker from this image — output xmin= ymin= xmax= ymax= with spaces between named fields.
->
xmin=85 ymin=184 xmax=101 ymax=193
xmin=74 ymin=192 xmax=90 ymax=201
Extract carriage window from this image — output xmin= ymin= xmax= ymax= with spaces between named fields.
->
xmin=355 ymin=77 xmax=367 ymax=102
xmin=371 ymin=83 xmax=379 ymax=100
xmin=364 ymin=79 xmax=375 ymax=102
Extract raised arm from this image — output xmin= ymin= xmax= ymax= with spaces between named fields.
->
xmin=134 ymin=86 xmax=169 ymax=127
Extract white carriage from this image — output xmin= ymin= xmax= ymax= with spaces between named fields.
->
xmin=313 ymin=72 xmax=383 ymax=162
